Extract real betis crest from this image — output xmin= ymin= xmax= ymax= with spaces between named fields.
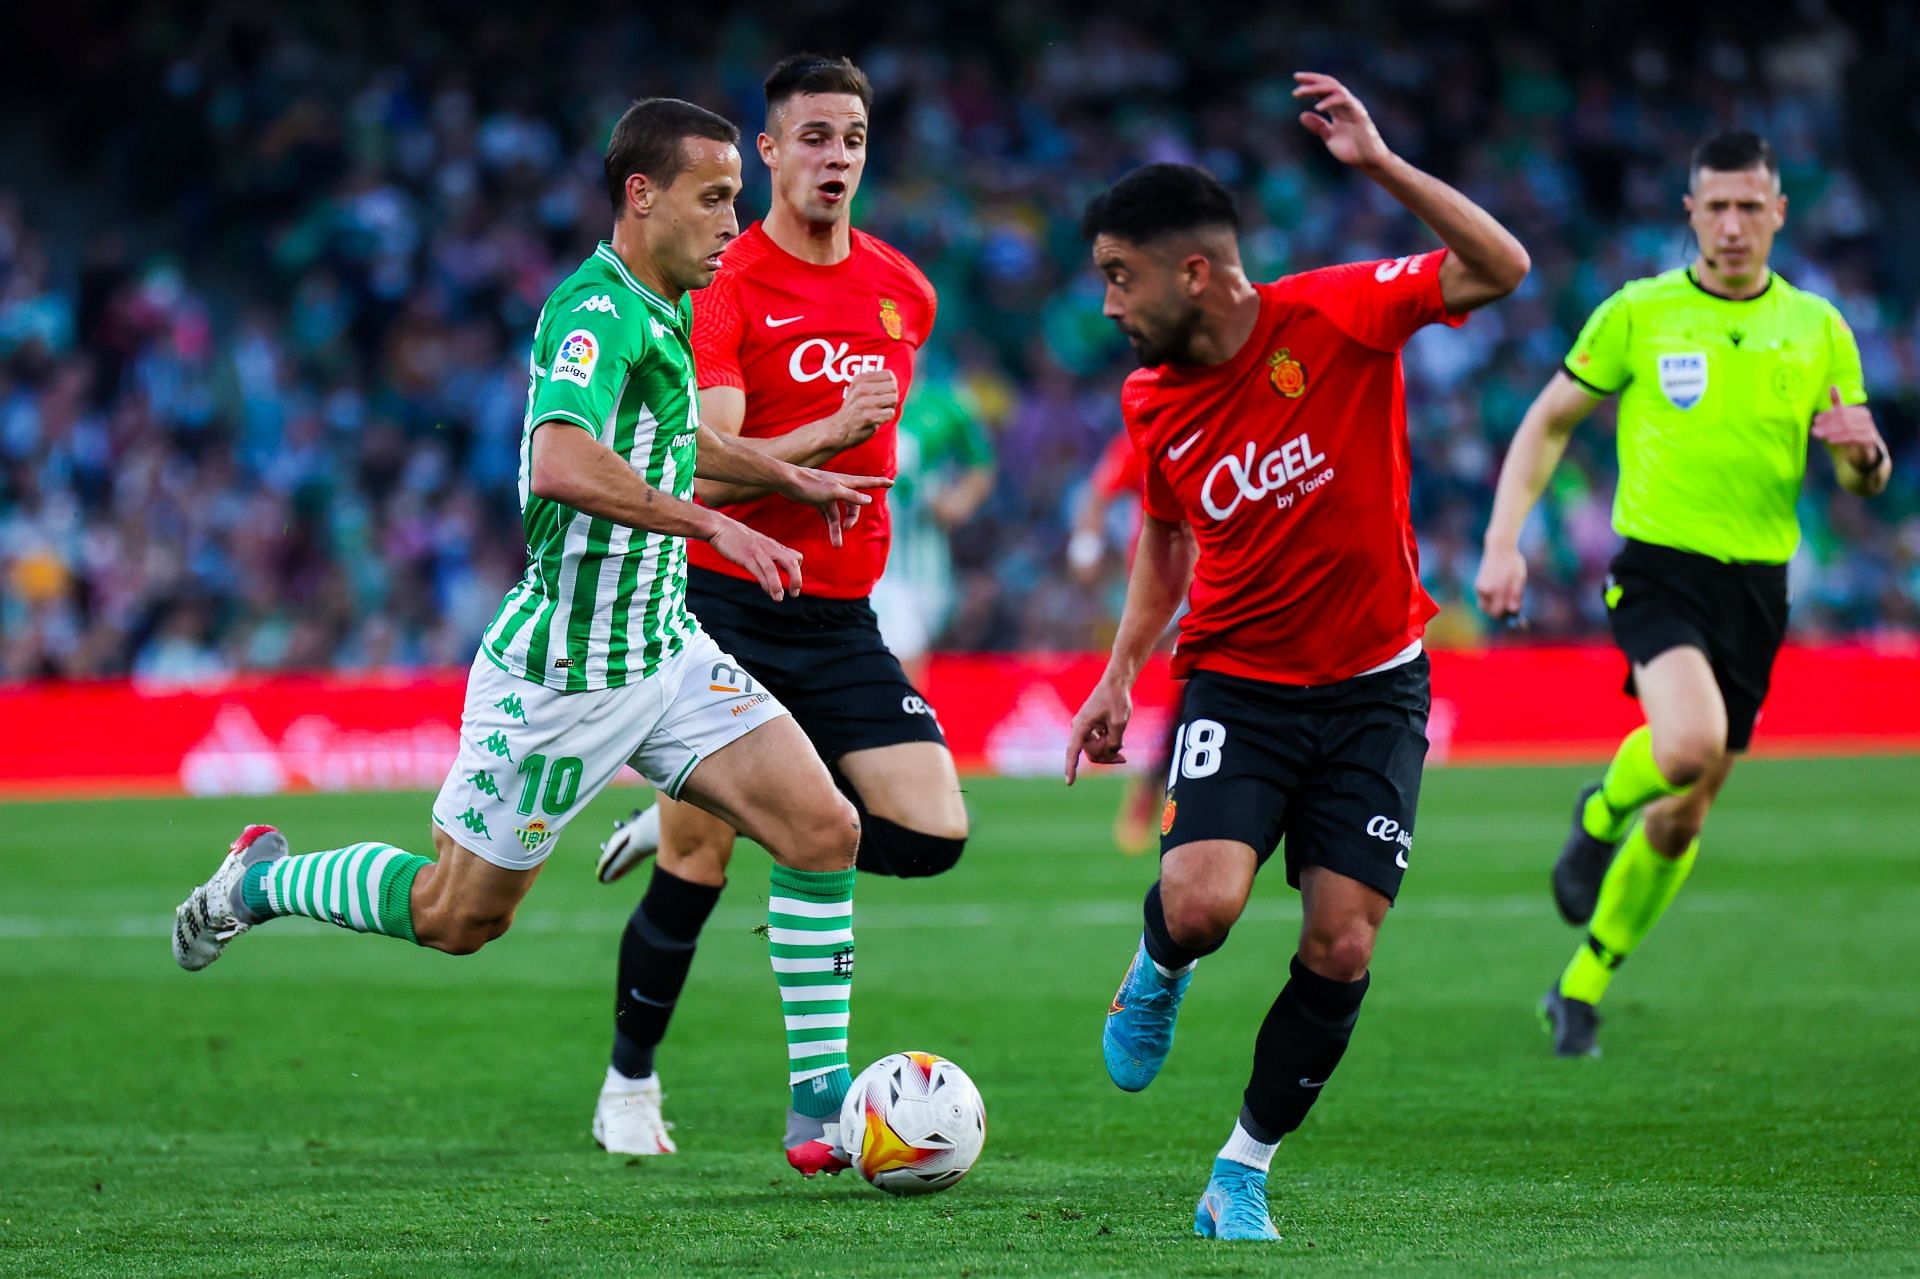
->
xmin=879 ymin=297 xmax=903 ymax=341
xmin=1268 ymin=348 xmax=1307 ymax=398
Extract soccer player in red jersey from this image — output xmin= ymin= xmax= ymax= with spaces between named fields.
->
xmin=587 ymin=55 xmax=969 ymax=1167
xmin=1064 ymin=74 xmax=1529 ymax=1240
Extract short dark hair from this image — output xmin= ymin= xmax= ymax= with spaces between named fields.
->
xmin=764 ymin=53 xmax=873 ymax=131
xmin=1080 ymin=163 xmax=1240 ymax=245
xmin=604 ymin=98 xmax=740 ymax=214
xmin=1690 ymin=129 xmax=1778 ymax=183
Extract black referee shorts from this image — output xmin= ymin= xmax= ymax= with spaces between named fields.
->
xmin=1604 ymin=539 xmax=1791 ymax=752
xmin=684 ymin=567 xmax=948 ymax=763
xmin=1158 ymin=657 xmax=1432 ymax=904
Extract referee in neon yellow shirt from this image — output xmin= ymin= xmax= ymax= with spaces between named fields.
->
xmin=1476 ymin=130 xmax=1892 ymax=1057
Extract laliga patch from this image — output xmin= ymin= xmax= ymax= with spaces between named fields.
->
xmin=1657 ymin=353 xmax=1707 ymax=409
xmin=552 ymin=328 xmax=598 ymax=387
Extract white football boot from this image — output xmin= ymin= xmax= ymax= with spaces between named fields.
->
xmin=172 ymin=824 xmax=287 ymax=971
xmin=596 ymin=804 xmax=661 ymax=885
xmin=592 ymin=1068 xmax=677 ymax=1155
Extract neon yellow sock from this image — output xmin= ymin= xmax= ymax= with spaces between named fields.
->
xmin=1559 ymin=825 xmax=1698 ymax=1005
xmin=1582 ymin=726 xmax=1688 ymax=842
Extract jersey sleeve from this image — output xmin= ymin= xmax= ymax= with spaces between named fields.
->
xmin=1823 ymin=303 xmax=1868 ymax=408
xmin=527 ymin=299 xmax=641 ymax=435
xmin=1121 ymin=374 xmax=1183 ymax=524
xmin=1563 ymin=288 xmax=1631 ymax=396
xmin=690 ymin=273 xmax=746 ymax=391
xmin=1091 ymin=430 xmax=1145 ymax=500
xmin=1288 ymin=250 xmax=1465 ymax=352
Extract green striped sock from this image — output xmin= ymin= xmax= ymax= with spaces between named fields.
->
xmin=242 ymin=843 xmax=430 ymax=944
xmin=767 ymin=863 xmax=856 ymax=1118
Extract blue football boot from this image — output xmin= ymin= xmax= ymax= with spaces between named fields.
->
xmin=1101 ymin=939 xmax=1192 ymax=1092
xmin=1193 ymin=1157 xmax=1282 ymax=1241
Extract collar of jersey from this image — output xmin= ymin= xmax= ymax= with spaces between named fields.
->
xmin=594 ymin=243 xmax=688 ymax=326
xmin=1685 ymin=265 xmax=1776 ymax=304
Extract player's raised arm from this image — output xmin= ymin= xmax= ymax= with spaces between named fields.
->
xmin=1292 ymin=72 xmax=1529 ymax=313
xmin=693 ymin=371 xmax=898 ymax=505
xmin=529 ymin=420 xmax=812 ymax=601
xmin=1065 ymin=514 xmax=1197 ymax=784
xmin=1474 ymin=372 xmax=1606 ymax=620
xmin=694 ymin=420 xmax=891 ymax=548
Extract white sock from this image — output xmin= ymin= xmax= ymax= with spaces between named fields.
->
xmin=1151 ymin=957 xmax=1196 ymax=982
xmin=1218 ymin=1119 xmax=1279 ymax=1172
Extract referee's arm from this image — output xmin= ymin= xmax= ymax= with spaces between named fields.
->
xmin=1813 ymin=386 xmax=1892 ymax=498
xmin=1475 ymin=371 xmax=1606 ymax=620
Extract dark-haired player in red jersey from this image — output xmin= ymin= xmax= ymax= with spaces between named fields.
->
xmin=586 ymin=55 xmax=969 ymax=1174
xmin=1065 ymin=73 xmax=1529 ymax=1241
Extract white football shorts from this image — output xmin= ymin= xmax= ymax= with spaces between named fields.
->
xmin=430 ymin=630 xmax=788 ymax=870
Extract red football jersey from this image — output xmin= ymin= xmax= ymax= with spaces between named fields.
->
xmin=1091 ymin=429 xmax=1146 ymax=501
xmin=687 ymin=222 xmax=937 ymax=598
xmin=1123 ymin=251 xmax=1465 ymax=686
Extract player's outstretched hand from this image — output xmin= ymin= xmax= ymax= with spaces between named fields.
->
xmin=830 ymin=370 xmax=900 ymax=451
xmin=709 ymin=519 xmax=804 ymax=602
xmin=1065 ymin=676 xmax=1133 ymax=785
xmin=783 ymin=466 xmax=893 ymax=548
xmin=1292 ymin=72 xmax=1392 ymax=170
xmin=1811 ymin=385 xmax=1883 ymax=463
xmin=1474 ymin=543 xmax=1529 ymax=623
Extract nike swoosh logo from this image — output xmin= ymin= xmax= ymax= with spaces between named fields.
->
xmin=627 ymin=988 xmax=675 ymax=1008
xmin=1298 ymin=1077 xmax=1327 ymax=1088
xmin=765 ymin=314 xmax=804 ymax=328
xmin=1168 ymin=429 xmax=1204 ymax=460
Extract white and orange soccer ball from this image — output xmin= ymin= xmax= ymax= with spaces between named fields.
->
xmin=839 ymin=1051 xmax=987 ymax=1196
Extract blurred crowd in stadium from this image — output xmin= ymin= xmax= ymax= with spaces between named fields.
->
xmin=3 ymin=2 xmax=1918 ymax=683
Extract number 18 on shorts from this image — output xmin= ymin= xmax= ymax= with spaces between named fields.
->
xmin=1156 ymin=662 xmax=1431 ymax=902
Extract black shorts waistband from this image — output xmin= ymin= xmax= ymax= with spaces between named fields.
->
xmin=1617 ymin=539 xmax=1789 ymax=584
xmin=689 ymin=566 xmax=875 ymax=624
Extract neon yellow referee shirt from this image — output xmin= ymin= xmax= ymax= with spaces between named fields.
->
xmin=1565 ymin=267 xmax=1866 ymax=565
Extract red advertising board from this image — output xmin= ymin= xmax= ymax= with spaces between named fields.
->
xmin=0 ymin=644 xmax=1911 ymax=799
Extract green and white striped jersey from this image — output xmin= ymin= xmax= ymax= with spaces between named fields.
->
xmin=483 ymin=243 xmax=703 ymax=691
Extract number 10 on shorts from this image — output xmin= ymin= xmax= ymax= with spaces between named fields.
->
xmin=516 ymin=753 xmax=584 ymax=816
xmin=1168 ymin=718 xmax=1226 ymax=786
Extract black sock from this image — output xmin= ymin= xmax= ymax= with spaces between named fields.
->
xmin=611 ymin=864 xmax=722 ymax=1078
xmin=1141 ymin=880 xmax=1225 ymax=972
xmin=839 ymin=780 xmax=966 ymax=878
xmin=1242 ymin=954 xmax=1370 ymax=1139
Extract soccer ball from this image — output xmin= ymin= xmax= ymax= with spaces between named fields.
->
xmin=839 ymin=1051 xmax=986 ymax=1195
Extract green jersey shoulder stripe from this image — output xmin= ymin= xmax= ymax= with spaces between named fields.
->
xmin=1564 ymin=266 xmax=1865 ymax=565
xmin=481 ymin=245 xmax=704 ymax=691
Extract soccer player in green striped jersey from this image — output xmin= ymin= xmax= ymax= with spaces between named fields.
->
xmin=1476 ymin=130 xmax=1892 ymax=1057
xmin=172 ymin=98 xmax=888 ymax=1176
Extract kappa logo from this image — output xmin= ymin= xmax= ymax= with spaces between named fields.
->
xmin=552 ymin=329 xmax=597 ymax=388
xmin=1658 ymin=353 xmax=1708 ymax=410
xmin=572 ymin=295 xmax=621 ymax=318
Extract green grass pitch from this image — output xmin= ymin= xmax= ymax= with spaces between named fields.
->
xmin=1 ymin=756 xmax=1916 ymax=1276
